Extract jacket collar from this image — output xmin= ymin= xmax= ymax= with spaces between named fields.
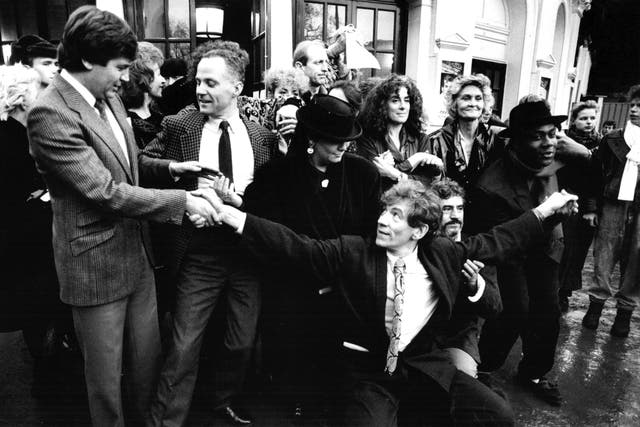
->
xmin=53 ymin=74 xmax=135 ymax=183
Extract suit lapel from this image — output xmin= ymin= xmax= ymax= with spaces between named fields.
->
xmin=180 ymin=112 xmax=207 ymax=162
xmin=418 ymin=243 xmax=453 ymax=319
xmin=54 ymin=76 xmax=133 ymax=183
xmin=106 ymin=94 xmax=137 ymax=184
xmin=374 ymin=247 xmax=389 ymax=334
xmin=243 ymin=117 xmax=271 ymax=169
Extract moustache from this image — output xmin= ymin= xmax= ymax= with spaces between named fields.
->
xmin=444 ymin=220 xmax=462 ymax=227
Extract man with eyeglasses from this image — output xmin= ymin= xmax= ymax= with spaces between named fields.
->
xmin=466 ymin=99 xmax=569 ymax=406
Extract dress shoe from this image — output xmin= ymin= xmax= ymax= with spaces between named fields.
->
xmin=293 ymin=402 xmax=304 ymax=418
xmin=515 ymin=373 xmax=562 ymax=406
xmin=610 ymin=309 xmax=632 ymax=338
xmin=216 ymin=406 xmax=252 ymax=425
xmin=582 ymin=299 xmax=605 ymax=330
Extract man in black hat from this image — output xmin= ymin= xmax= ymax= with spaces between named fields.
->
xmin=141 ymin=41 xmax=279 ymax=426
xmin=467 ymin=100 xmax=569 ymax=406
xmin=10 ymin=35 xmax=58 ymax=90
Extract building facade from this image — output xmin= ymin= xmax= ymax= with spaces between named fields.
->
xmin=0 ymin=0 xmax=593 ymax=124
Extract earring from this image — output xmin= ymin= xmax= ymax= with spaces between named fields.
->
xmin=307 ymin=146 xmax=314 ymax=155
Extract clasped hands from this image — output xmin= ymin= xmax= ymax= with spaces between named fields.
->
xmin=373 ymin=151 xmax=443 ymax=180
xmin=186 ymin=175 xmax=242 ymax=228
xmin=169 ymin=161 xmax=240 ymax=228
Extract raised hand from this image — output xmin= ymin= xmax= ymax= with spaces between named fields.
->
xmin=462 ymin=259 xmax=484 ymax=295
xmin=582 ymin=212 xmax=599 ymax=227
xmin=407 ymin=152 xmax=444 ymax=170
xmin=210 ymin=176 xmax=243 ymax=208
xmin=535 ymin=190 xmax=579 ymax=219
xmin=169 ymin=161 xmax=205 ymax=177
xmin=276 ymin=104 xmax=299 ymax=138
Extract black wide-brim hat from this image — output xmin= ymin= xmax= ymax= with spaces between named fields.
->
xmin=297 ymin=94 xmax=362 ymax=142
xmin=499 ymin=101 xmax=567 ymax=138
xmin=11 ymin=35 xmax=57 ymax=59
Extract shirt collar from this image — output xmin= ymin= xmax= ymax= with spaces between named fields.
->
xmin=206 ymin=110 xmax=243 ymax=134
xmin=387 ymin=247 xmax=419 ymax=269
xmin=60 ymin=69 xmax=97 ymax=109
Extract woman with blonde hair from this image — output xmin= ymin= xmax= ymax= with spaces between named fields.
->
xmin=429 ymin=74 xmax=501 ymax=197
xmin=557 ymin=100 xmax=602 ymax=311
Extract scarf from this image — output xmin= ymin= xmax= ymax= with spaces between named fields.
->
xmin=508 ymin=149 xmax=564 ymax=262
xmin=566 ymin=127 xmax=601 ymax=151
xmin=618 ymin=121 xmax=640 ymax=201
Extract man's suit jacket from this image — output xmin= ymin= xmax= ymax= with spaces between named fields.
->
xmin=468 ymin=151 xmax=559 ymax=296
xmin=140 ymin=109 xmax=279 ymax=271
xmin=238 ymin=209 xmax=544 ymax=392
xmin=28 ymin=74 xmax=186 ymax=307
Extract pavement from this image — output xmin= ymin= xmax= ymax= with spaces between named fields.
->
xmin=1 ymin=262 xmax=639 ymax=426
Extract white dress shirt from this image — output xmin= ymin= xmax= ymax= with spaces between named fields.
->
xmin=59 ymin=70 xmax=130 ymax=166
xmin=199 ymin=113 xmax=254 ymax=194
xmin=385 ymin=249 xmax=440 ymax=352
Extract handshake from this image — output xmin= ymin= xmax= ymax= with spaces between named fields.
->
xmin=185 ymin=187 xmax=228 ymax=228
xmin=169 ymin=160 xmax=243 ymax=229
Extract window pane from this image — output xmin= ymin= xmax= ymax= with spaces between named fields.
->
xmin=356 ymin=8 xmax=374 ymax=48
xmin=168 ymin=0 xmax=190 ymax=38
xmin=96 ymin=0 xmax=125 ymax=19
xmin=0 ymin=0 xmax=18 ymax=42
xmin=376 ymin=10 xmax=395 ymax=51
xmin=17 ymin=0 xmax=39 ymax=36
xmin=168 ymin=42 xmax=191 ymax=59
xmin=375 ymin=52 xmax=394 ymax=77
xmin=197 ymin=7 xmax=224 ymax=37
xmin=327 ymin=4 xmax=346 ymax=38
xmin=46 ymin=0 xmax=67 ymax=41
xmin=144 ymin=0 xmax=165 ymax=38
xmin=304 ymin=2 xmax=324 ymax=41
xmin=2 ymin=44 xmax=12 ymax=64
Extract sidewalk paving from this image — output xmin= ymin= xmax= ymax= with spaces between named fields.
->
xmin=2 ymin=258 xmax=639 ymax=427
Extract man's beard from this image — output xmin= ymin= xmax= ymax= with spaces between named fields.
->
xmin=442 ymin=220 xmax=462 ymax=240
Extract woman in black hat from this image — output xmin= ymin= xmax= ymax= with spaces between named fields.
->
xmin=358 ymin=74 xmax=443 ymax=190
xmin=243 ymin=94 xmax=380 ymax=418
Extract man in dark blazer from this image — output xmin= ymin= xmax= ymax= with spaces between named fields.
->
xmin=27 ymin=7 xmax=217 ymax=426
xmin=141 ymin=41 xmax=279 ymax=426
xmin=469 ymin=100 xmax=569 ymax=406
xmin=195 ymin=180 xmax=577 ymax=426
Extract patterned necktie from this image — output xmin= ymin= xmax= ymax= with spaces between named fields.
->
xmin=385 ymin=258 xmax=406 ymax=375
xmin=95 ymin=99 xmax=110 ymax=125
xmin=218 ymin=120 xmax=233 ymax=183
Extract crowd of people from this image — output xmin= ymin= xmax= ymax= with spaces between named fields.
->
xmin=0 ymin=6 xmax=637 ymax=427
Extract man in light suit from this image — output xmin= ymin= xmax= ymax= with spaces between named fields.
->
xmin=195 ymin=181 xmax=578 ymax=426
xmin=27 ymin=7 xmax=217 ymax=426
xmin=141 ymin=41 xmax=279 ymax=426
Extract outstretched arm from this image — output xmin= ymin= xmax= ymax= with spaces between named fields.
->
xmin=458 ymin=191 xmax=578 ymax=264
xmin=194 ymin=189 xmax=350 ymax=285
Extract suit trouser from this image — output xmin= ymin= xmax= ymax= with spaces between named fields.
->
xmin=72 ymin=263 xmax=160 ymax=427
xmin=151 ymin=243 xmax=260 ymax=427
xmin=478 ymin=254 xmax=560 ymax=379
xmin=342 ymin=366 xmax=514 ymax=427
xmin=587 ymin=200 xmax=640 ymax=310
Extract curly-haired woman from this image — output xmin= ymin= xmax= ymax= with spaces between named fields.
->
xmin=357 ymin=74 xmax=442 ymax=190
xmin=428 ymin=74 xmax=502 ymax=195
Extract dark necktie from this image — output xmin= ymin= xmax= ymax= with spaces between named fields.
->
xmin=95 ymin=99 xmax=110 ymax=125
xmin=218 ymin=120 xmax=233 ymax=183
xmin=385 ymin=258 xmax=406 ymax=375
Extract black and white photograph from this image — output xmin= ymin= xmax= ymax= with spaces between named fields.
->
xmin=1 ymin=0 xmax=639 ymax=426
